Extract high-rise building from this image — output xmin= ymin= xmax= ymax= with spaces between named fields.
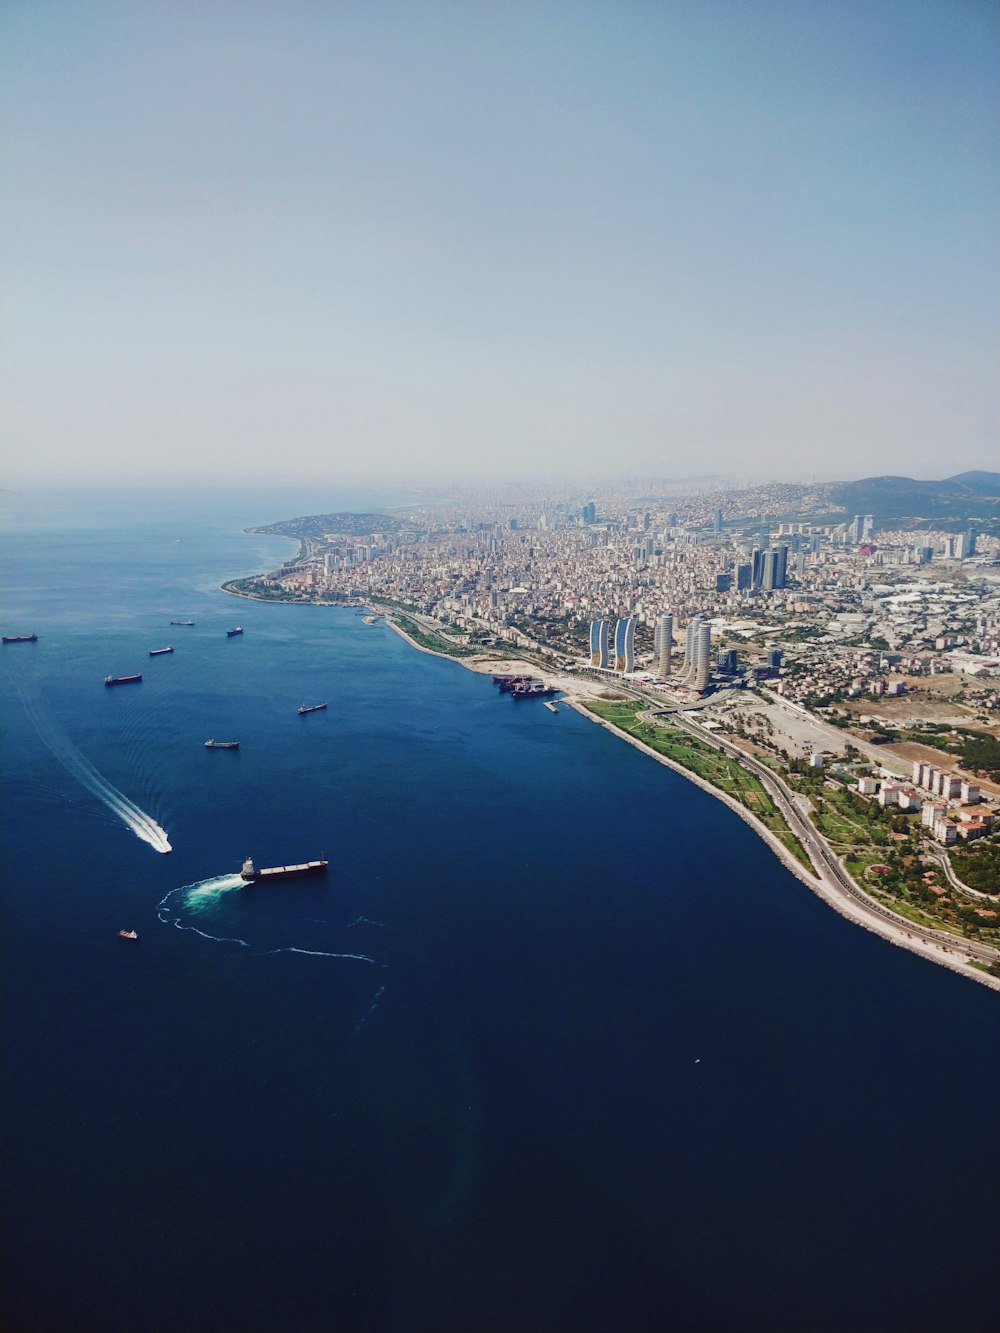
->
xmin=589 ymin=619 xmax=610 ymax=668
xmin=717 ymin=648 xmax=738 ymax=673
xmin=767 ymin=649 xmax=783 ymax=670
xmin=713 ymin=508 xmax=723 ymax=533
xmin=762 ymin=545 xmax=788 ymax=591
xmin=736 ymin=563 xmax=752 ymax=591
xmin=614 ymin=616 xmax=636 ymax=673
xmin=715 ymin=572 xmax=732 ymax=593
xmin=862 ymin=514 xmax=874 ymax=541
xmin=657 ymin=612 xmax=673 ymax=678
xmin=680 ymin=615 xmax=711 ymax=691
xmin=751 ymin=548 xmax=765 ymax=589
xmin=693 ymin=619 xmax=711 ymax=691
xmin=850 ymin=514 xmax=864 ymax=543
xmin=582 ymin=501 xmax=596 ymax=524
xmin=955 ymin=531 xmax=976 ymax=559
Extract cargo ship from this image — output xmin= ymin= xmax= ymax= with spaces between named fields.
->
xmin=240 ymin=856 xmax=328 ymax=884
xmin=298 ymin=702 xmax=328 ymax=714
xmin=118 ymin=929 xmax=139 ymax=941
xmin=226 ymin=626 xmax=244 ymax=637
xmin=3 ymin=633 xmax=37 ymax=643
xmin=104 ymin=674 xmax=142 ymax=686
xmin=170 ymin=620 xmax=195 ymax=626
xmin=511 ymin=682 xmax=558 ymax=699
xmin=205 ymin=739 xmax=240 ymax=749
xmin=149 ymin=646 xmax=174 ymax=656
xmin=496 ymin=675 xmax=534 ymax=693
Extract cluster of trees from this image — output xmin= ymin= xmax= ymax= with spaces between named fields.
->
xmin=960 ymin=733 xmax=1000 ymax=779
xmin=951 ymin=839 xmax=1000 ymax=894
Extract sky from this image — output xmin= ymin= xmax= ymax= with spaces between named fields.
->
xmin=2 ymin=0 xmax=997 ymax=487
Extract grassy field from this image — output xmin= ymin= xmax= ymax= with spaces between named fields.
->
xmin=585 ymin=700 xmax=813 ymax=872
xmin=392 ymin=615 xmax=479 ymax=658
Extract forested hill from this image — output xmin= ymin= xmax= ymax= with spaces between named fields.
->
xmin=828 ymin=471 xmax=1000 ymax=530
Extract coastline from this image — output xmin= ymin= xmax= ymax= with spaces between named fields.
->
xmin=221 ymin=583 xmax=999 ymax=991
xmin=385 ymin=611 xmax=1000 ymax=991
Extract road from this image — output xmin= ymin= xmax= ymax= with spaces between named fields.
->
xmin=631 ymin=699 xmax=999 ymax=970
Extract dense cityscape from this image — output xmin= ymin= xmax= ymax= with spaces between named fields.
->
xmin=227 ymin=473 xmax=1000 ymax=979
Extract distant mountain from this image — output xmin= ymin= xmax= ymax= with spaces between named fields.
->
xmin=828 ymin=471 xmax=1000 ymax=530
xmin=944 ymin=470 xmax=1000 ymax=495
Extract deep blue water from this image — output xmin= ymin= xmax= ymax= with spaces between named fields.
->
xmin=2 ymin=487 xmax=998 ymax=1333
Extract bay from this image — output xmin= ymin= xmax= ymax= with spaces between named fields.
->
xmin=2 ymin=486 xmax=997 ymax=1333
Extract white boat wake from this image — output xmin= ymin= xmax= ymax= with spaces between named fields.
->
xmin=13 ymin=676 xmax=172 ymax=853
xmin=157 ymin=877 xmax=382 ymax=964
xmin=156 ymin=876 xmax=248 ymax=944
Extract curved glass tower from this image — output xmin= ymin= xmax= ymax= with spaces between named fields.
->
xmin=614 ymin=616 xmax=635 ymax=673
xmin=589 ymin=619 xmax=610 ymax=668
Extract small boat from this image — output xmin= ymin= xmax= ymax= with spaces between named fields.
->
xmin=297 ymin=702 xmax=328 ymax=715
xmin=2 ymin=633 xmax=38 ymax=643
xmin=118 ymin=929 xmax=139 ymax=941
xmin=205 ymin=739 xmax=240 ymax=749
xmin=149 ymin=646 xmax=174 ymax=656
xmin=226 ymin=626 xmax=244 ymax=637
xmin=105 ymin=674 xmax=142 ymax=686
xmin=170 ymin=620 xmax=195 ymax=626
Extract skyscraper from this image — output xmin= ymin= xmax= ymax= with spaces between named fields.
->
xmin=589 ymin=619 xmax=610 ymax=668
xmin=693 ymin=618 xmax=711 ymax=691
xmin=751 ymin=548 xmax=765 ymax=589
xmin=657 ymin=611 xmax=673 ymax=678
xmin=763 ymin=545 xmax=788 ymax=591
xmin=614 ymin=616 xmax=636 ymax=673
xmin=680 ymin=615 xmax=711 ymax=691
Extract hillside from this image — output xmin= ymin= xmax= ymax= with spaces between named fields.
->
xmin=828 ymin=471 xmax=1000 ymax=531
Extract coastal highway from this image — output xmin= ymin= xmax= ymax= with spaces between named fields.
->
xmin=635 ymin=702 xmax=1000 ymax=972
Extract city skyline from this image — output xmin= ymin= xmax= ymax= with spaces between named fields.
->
xmin=3 ymin=1 xmax=997 ymax=486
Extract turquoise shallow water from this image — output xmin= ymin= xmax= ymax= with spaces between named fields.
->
xmin=2 ymin=486 xmax=998 ymax=1333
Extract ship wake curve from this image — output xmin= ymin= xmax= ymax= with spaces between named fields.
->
xmin=12 ymin=674 xmax=172 ymax=853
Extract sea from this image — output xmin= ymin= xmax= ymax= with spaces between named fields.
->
xmin=1 ymin=485 xmax=998 ymax=1333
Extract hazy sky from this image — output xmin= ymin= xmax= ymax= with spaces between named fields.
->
xmin=3 ymin=0 xmax=997 ymax=486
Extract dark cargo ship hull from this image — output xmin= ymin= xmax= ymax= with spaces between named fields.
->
xmin=241 ymin=860 xmax=328 ymax=884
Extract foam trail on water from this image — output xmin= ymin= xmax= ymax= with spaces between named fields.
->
xmin=156 ymin=876 xmax=249 ymax=947
xmin=354 ymin=985 xmax=386 ymax=1034
xmin=156 ymin=875 xmax=243 ymax=916
xmin=172 ymin=922 xmax=249 ymax=947
xmin=348 ymin=915 xmax=385 ymax=929
xmin=13 ymin=677 xmax=172 ymax=853
xmin=264 ymin=947 xmax=378 ymax=964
